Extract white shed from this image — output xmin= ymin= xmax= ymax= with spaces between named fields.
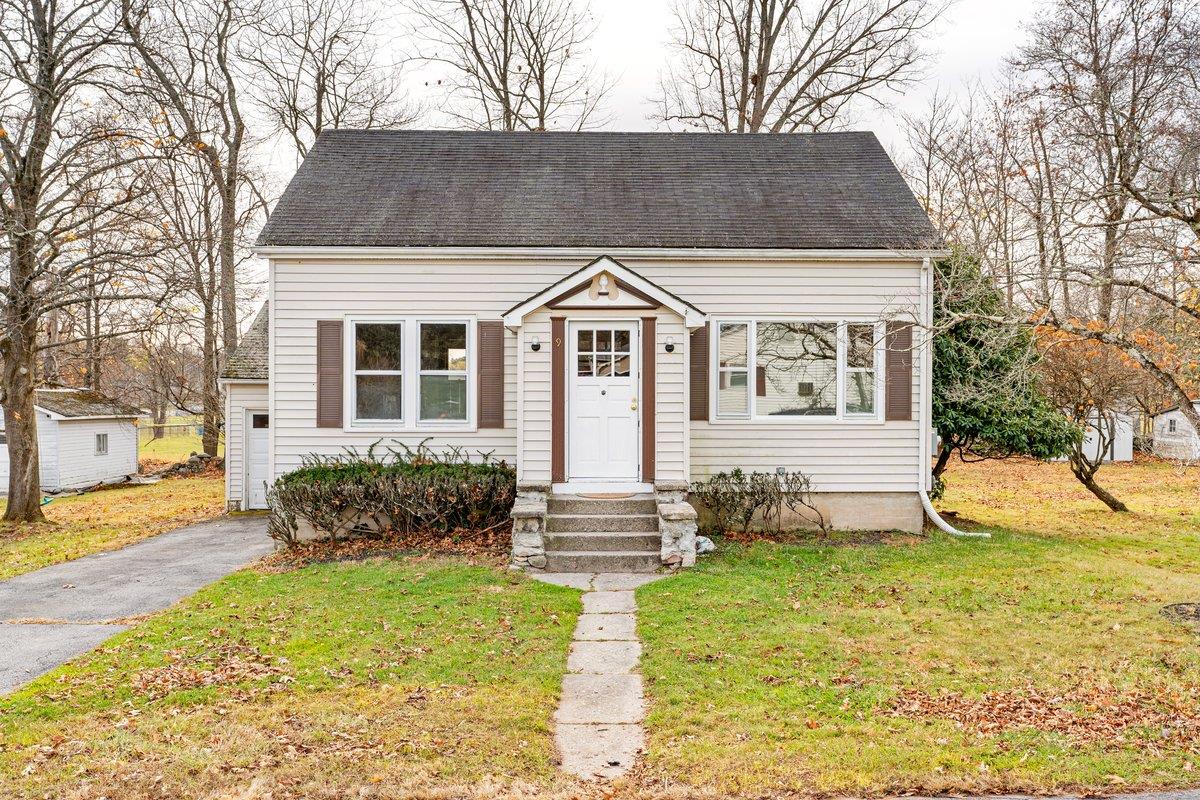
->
xmin=1153 ymin=401 xmax=1200 ymax=461
xmin=0 ymin=389 xmax=143 ymax=492
xmin=1053 ymin=411 xmax=1134 ymax=464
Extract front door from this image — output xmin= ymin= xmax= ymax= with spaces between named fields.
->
xmin=568 ymin=322 xmax=639 ymax=481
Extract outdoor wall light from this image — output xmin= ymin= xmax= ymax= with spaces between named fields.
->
xmin=530 ymin=335 xmax=541 ymax=352
xmin=665 ymin=336 xmax=676 ymax=353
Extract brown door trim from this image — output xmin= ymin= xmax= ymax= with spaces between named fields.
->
xmin=551 ymin=316 xmax=566 ymax=483
xmin=641 ymin=316 xmax=656 ymax=483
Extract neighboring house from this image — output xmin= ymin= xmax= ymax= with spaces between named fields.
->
xmin=1153 ymin=402 xmax=1200 ymax=460
xmin=223 ymin=130 xmax=946 ymax=567
xmin=0 ymin=389 xmax=142 ymax=492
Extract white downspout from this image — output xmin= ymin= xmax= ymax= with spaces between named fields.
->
xmin=918 ymin=257 xmax=991 ymax=539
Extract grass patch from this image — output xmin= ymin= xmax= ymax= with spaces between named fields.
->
xmin=139 ymin=433 xmax=222 ymax=466
xmin=0 ymin=476 xmax=224 ymax=580
xmin=636 ymin=458 xmax=1200 ymax=796
xmin=0 ymin=558 xmax=581 ymax=799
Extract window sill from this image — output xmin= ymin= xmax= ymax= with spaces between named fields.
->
xmin=342 ymin=422 xmax=478 ymax=434
xmin=701 ymin=417 xmax=890 ymax=426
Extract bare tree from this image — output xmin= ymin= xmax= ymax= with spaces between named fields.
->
xmin=120 ymin=0 xmax=265 ymax=357
xmin=656 ymin=0 xmax=944 ymax=133
xmin=1038 ymin=331 xmax=1139 ymax=511
xmin=252 ymin=0 xmax=415 ymax=161
xmin=407 ymin=0 xmax=608 ymax=131
xmin=141 ymin=149 xmax=263 ymax=455
xmin=0 ymin=0 xmax=169 ymax=521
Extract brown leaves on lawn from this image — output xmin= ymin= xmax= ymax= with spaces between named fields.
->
xmin=257 ymin=527 xmax=510 ymax=573
xmin=891 ymin=681 xmax=1200 ymax=750
xmin=132 ymin=643 xmax=292 ymax=701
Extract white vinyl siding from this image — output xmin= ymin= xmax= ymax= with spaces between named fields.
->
xmin=50 ymin=418 xmax=138 ymax=490
xmin=225 ymin=381 xmax=269 ymax=508
xmin=270 ymin=257 xmax=922 ymax=492
xmin=1153 ymin=403 xmax=1200 ymax=460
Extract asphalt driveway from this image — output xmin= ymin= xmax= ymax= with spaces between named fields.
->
xmin=0 ymin=515 xmax=272 ymax=693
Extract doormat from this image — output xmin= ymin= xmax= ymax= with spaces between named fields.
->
xmin=578 ymin=492 xmax=637 ymax=499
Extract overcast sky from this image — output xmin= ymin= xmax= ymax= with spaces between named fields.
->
xmin=532 ymin=0 xmax=1044 ymax=155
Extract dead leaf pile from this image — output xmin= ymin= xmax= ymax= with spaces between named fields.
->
xmin=257 ymin=528 xmax=510 ymax=573
xmin=891 ymin=681 xmax=1200 ymax=749
xmin=132 ymin=643 xmax=291 ymax=700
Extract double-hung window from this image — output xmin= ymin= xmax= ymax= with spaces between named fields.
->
xmin=712 ymin=320 xmax=884 ymax=421
xmin=349 ymin=318 xmax=473 ymax=428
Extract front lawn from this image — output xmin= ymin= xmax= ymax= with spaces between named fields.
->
xmin=139 ymin=432 xmax=222 ymax=467
xmin=0 ymin=476 xmax=225 ymax=580
xmin=636 ymin=458 xmax=1200 ymax=796
xmin=0 ymin=559 xmax=580 ymax=799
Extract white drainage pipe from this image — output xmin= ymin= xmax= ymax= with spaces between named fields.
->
xmin=920 ymin=487 xmax=991 ymax=538
xmin=917 ymin=257 xmax=991 ymax=540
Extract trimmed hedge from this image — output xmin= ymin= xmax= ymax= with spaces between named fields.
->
xmin=266 ymin=443 xmax=516 ymax=546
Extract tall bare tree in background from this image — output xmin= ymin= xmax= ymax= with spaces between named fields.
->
xmin=0 ymin=0 xmax=169 ymax=521
xmin=142 ymin=150 xmax=264 ymax=455
xmin=407 ymin=0 xmax=608 ymax=131
xmin=120 ymin=0 xmax=265 ymax=357
xmin=656 ymin=0 xmax=944 ymax=132
xmin=904 ymin=0 xmax=1200 ymax=466
xmin=253 ymin=0 xmax=415 ymax=161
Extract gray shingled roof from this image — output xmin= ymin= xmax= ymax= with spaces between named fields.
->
xmin=221 ymin=305 xmax=268 ymax=381
xmin=256 ymin=130 xmax=942 ymax=250
xmin=34 ymin=389 xmax=143 ymax=418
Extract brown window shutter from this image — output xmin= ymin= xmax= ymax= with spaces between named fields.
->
xmin=756 ymin=365 xmax=767 ymax=397
xmin=885 ymin=321 xmax=914 ymax=421
xmin=689 ymin=323 xmax=709 ymax=421
xmin=316 ymin=320 xmax=344 ymax=428
xmin=477 ymin=321 xmax=505 ymax=428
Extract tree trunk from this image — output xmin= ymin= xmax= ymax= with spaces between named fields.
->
xmin=1069 ymin=454 xmax=1128 ymax=512
xmin=219 ymin=181 xmax=238 ymax=357
xmin=153 ymin=401 xmax=166 ymax=440
xmin=932 ymin=442 xmax=954 ymax=478
xmin=202 ymin=307 xmax=221 ymax=457
xmin=2 ymin=332 xmax=46 ymax=523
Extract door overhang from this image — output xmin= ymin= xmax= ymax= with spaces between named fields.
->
xmin=502 ymin=255 xmax=706 ymax=329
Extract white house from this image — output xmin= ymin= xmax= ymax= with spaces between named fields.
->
xmin=1153 ymin=401 xmax=1200 ymax=460
xmin=0 ymin=389 xmax=143 ymax=492
xmin=1051 ymin=411 xmax=1134 ymax=464
xmin=222 ymin=130 xmax=947 ymax=569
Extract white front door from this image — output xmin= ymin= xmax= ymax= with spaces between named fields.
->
xmin=246 ymin=411 xmax=270 ymax=510
xmin=568 ymin=322 xmax=639 ymax=481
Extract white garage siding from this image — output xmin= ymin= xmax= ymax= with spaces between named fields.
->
xmin=225 ymin=381 xmax=269 ymax=510
xmin=270 ymin=255 xmax=924 ymax=493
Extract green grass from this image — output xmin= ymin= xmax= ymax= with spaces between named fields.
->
xmin=636 ymin=458 xmax=1200 ymax=796
xmin=139 ymin=433 xmax=223 ymax=463
xmin=0 ymin=559 xmax=581 ymax=798
xmin=0 ymin=476 xmax=225 ymax=580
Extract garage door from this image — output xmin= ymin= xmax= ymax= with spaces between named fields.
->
xmin=247 ymin=412 xmax=270 ymax=510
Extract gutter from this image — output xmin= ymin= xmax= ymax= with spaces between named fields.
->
xmin=252 ymin=245 xmax=953 ymax=262
xmin=918 ymin=256 xmax=991 ymax=539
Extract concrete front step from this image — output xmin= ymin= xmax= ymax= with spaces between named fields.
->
xmin=545 ymin=531 xmax=660 ymax=552
xmin=547 ymin=496 xmax=658 ymax=515
xmin=546 ymin=513 xmax=659 ymax=533
xmin=544 ymin=551 xmax=661 ymax=573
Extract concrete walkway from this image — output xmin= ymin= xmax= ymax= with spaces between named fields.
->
xmin=533 ymin=571 xmax=664 ymax=780
xmin=0 ymin=515 xmax=272 ymax=693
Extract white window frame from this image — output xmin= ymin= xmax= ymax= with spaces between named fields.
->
xmin=344 ymin=316 xmax=476 ymax=432
xmin=1168 ymin=418 xmax=1178 ymax=434
xmin=708 ymin=317 xmax=885 ymax=424
xmin=95 ymin=432 xmax=108 ymax=455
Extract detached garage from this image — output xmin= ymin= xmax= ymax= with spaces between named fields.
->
xmin=0 ymin=389 xmax=143 ymax=492
xmin=221 ymin=306 xmax=270 ymax=510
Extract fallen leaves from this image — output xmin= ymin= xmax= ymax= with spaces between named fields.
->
xmin=891 ymin=680 xmax=1200 ymax=749
xmin=132 ymin=643 xmax=292 ymax=701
